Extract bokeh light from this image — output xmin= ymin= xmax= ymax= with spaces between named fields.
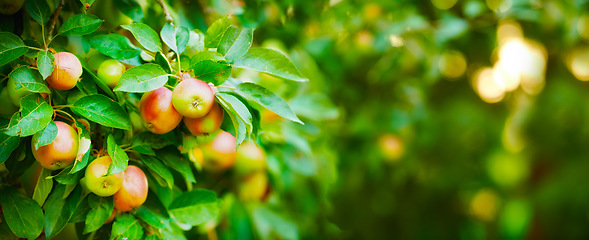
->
xmin=432 ymin=0 xmax=457 ymax=10
xmin=438 ymin=50 xmax=467 ymax=79
xmin=567 ymin=47 xmax=589 ymax=81
xmin=474 ymin=67 xmax=505 ymax=103
xmin=469 ymin=188 xmax=500 ymax=221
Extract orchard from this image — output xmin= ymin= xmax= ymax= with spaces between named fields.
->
xmin=2 ymin=0 xmax=589 ymax=239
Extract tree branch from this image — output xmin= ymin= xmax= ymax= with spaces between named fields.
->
xmin=47 ymin=0 xmax=65 ymax=44
xmin=156 ymin=0 xmax=174 ymax=24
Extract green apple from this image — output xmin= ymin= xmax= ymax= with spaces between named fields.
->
xmin=85 ymin=156 xmax=124 ymax=197
xmin=97 ymin=59 xmax=126 ymax=88
xmin=0 ymin=87 xmax=18 ymax=115
xmin=7 ymin=76 xmax=31 ymax=107
xmin=171 ymin=78 xmax=215 ymax=118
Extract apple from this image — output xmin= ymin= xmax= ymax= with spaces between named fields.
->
xmin=0 ymin=0 xmax=24 ymax=15
xmin=139 ymin=87 xmax=183 ymax=134
xmin=0 ymin=87 xmax=18 ymax=115
xmin=234 ymin=141 xmax=266 ymax=177
xmin=183 ymin=101 xmax=224 ymax=136
xmin=171 ymin=78 xmax=215 ymax=118
xmin=84 ymin=156 xmax=124 ymax=197
xmin=31 ymin=121 xmax=79 ymax=170
xmin=200 ymin=130 xmax=237 ymax=171
xmin=188 ymin=147 xmax=204 ymax=169
xmin=97 ymin=59 xmax=126 ymax=88
xmin=237 ymin=172 xmax=268 ymax=202
xmin=6 ymin=76 xmax=31 ymax=107
xmin=46 ymin=52 xmax=83 ymax=90
xmin=113 ymin=165 xmax=148 ymax=212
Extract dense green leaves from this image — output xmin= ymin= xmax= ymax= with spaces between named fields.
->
xmin=115 ymin=0 xmax=144 ymax=22
xmin=111 ymin=214 xmax=144 ymax=240
xmin=44 ymin=185 xmax=83 ymax=238
xmin=161 ymin=23 xmax=189 ymax=54
xmin=236 ymin=82 xmax=303 ymax=124
xmin=4 ymin=94 xmax=53 ymax=137
xmin=89 ymin=34 xmax=142 ymax=60
xmin=59 ymin=14 xmax=103 ymax=36
xmin=32 ymin=168 xmax=53 ymax=206
xmin=190 ymin=51 xmax=231 ymax=85
xmin=70 ymin=95 xmax=131 ymax=130
xmin=0 ymin=32 xmax=27 ymax=66
xmin=32 ymin=120 xmax=57 ymax=150
xmin=140 ymin=155 xmax=174 ymax=189
xmin=84 ymin=195 xmax=114 ymax=234
xmin=26 ymin=0 xmax=50 ymax=25
xmin=168 ymin=189 xmax=219 ymax=226
xmin=0 ymin=132 xmax=19 ymax=164
xmin=0 ymin=187 xmax=44 ymax=239
xmin=106 ymin=134 xmax=129 ymax=175
xmin=131 ymin=132 xmax=171 ymax=155
xmin=233 ymin=48 xmax=308 ymax=82
xmin=114 ymin=64 xmax=168 ymax=93
xmin=8 ymin=66 xmax=51 ymax=93
xmin=216 ymin=93 xmax=252 ymax=144
xmin=82 ymin=67 xmax=116 ymax=99
xmin=122 ymin=23 xmax=162 ymax=52
xmin=37 ymin=50 xmax=54 ymax=80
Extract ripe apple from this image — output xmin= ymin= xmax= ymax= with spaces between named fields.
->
xmin=234 ymin=141 xmax=266 ymax=177
xmin=0 ymin=87 xmax=18 ymax=115
xmin=6 ymin=76 xmax=31 ymax=107
xmin=97 ymin=59 xmax=126 ymax=88
xmin=139 ymin=87 xmax=183 ymax=134
xmin=31 ymin=121 xmax=79 ymax=170
xmin=84 ymin=156 xmax=124 ymax=197
xmin=46 ymin=52 xmax=83 ymax=90
xmin=237 ymin=172 xmax=269 ymax=202
xmin=200 ymin=130 xmax=236 ymax=171
xmin=113 ymin=165 xmax=148 ymax=212
xmin=171 ymin=78 xmax=215 ymax=118
xmin=183 ymin=102 xmax=224 ymax=136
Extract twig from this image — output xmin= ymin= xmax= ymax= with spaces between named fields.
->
xmin=156 ymin=0 xmax=174 ymax=24
xmin=47 ymin=0 xmax=65 ymax=44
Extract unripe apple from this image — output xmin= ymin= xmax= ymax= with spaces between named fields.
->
xmin=237 ymin=172 xmax=268 ymax=202
xmin=6 ymin=76 xmax=31 ymax=107
xmin=113 ymin=165 xmax=148 ymax=212
xmin=200 ymin=130 xmax=237 ymax=171
xmin=97 ymin=59 xmax=126 ymax=88
xmin=0 ymin=87 xmax=18 ymax=115
xmin=85 ymin=156 xmax=124 ymax=197
xmin=234 ymin=141 xmax=266 ymax=177
xmin=171 ymin=78 xmax=215 ymax=118
xmin=139 ymin=87 xmax=183 ymax=134
xmin=32 ymin=121 xmax=79 ymax=170
xmin=46 ymin=52 xmax=83 ymax=90
xmin=183 ymin=102 xmax=224 ymax=136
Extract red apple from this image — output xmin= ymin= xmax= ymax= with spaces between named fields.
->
xmin=31 ymin=121 xmax=79 ymax=170
xmin=139 ymin=87 xmax=183 ymax=134
xmin=183 ymin=101 xmax=224 ymax=136
xmin=46 ymin=52 xmax=83 ymax=90
xmin=84 ymin=156 xmax=124 ymax=197
xmin=171 ymin=78 xmax=214 ymax=118
xmin=113 ymin=165 xmax=148 ymax=212
xmin=200 ymin=130 xmax=236 ymax=171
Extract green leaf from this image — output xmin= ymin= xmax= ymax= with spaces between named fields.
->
xmin=158 ymin=149 xmax=195 ymax=183
xmin=0 ymin=215 xmax=17 ymax=240
xmin=26 ymin=0 xmax=51 ymax=25
xmin=289 ymin=93 xmax=340 ymax=121
xmin=233 ymin=48 xmax=308 ymax=82
xmin=236 ymin=82 xmax=303 ymax=124
xmin=115 ymin=0 xmax=144 ymax=22
xmin=77 ymin=73 xmax=99 ymax=95
xmin=0 ymin=132 xmax=19 ymax=164
xmin=216 ymin=92 xmax=252 ymax=143
xmin=205 ymin=16 xmax=234 ymax=49
xmin=54 ymin=166 xmax=85 ymax=185
xmin=122 ymin=23 xmax=162 ymax=52
xmin=114 ymin=63 xmax=168 ymax=93
xmin=3 ymin=94 xmax=53 ymax=137
xmin=44 ymin=184 xmax=83 ymax=238
xmin=84 ymin=195 xmax=114 ymax=234
xmin=0 ymin=32 xmax=27 ymax=66
xmin=192 ymin=60 xmax=231 ymax=85
xmin=8 ymin=66 xmax=51 ymax=93
xmin=71 ymin=95 xmax=131 ymax=130
xmin=23 ymin=39 xmax=42 ymax=58
xmin=216 ymin=95 xmax=246 ymax=145
xmin=252 ymin=206 xmax=299 ymax=240
xmin=106 ymin=134 xmax=128 ymax=175
xmin=0 ymin=187 xmax=44 ymax=239
xmin=132 ymin=132 xmax=171 ymax=155
xmin=89 ymin=34 xmax=142 ymax=60
xmin=59 ymin=14 xmax=103 ymax=36
xmin=168 ymin=189 xmax=219 ymax=226
xmin=82 ymin=67 xmax=116 ymax=99
xmin=135 ymin=206 xmax=167 ymax=229
xmin=111 ymin=214 xmax=144 ymax=240
xmin=36 ymin=50 xmax=54 ymax=80
xmin=32 ymin=120 xmax=57 ymax=150
xmin=160 ymin=23 xmax=189 ymax=54
xmin=140 ymin=155 xmax=174 ymax=189
xmin=218 ymin=27 xmax=253 ymax=61
xmin=154 ymin=51 xmax=172 ymax=74
xmin=32 ymin=168 xmax=53 ymax=206
xmin=69 ymin=195 xmax=90 ymax=223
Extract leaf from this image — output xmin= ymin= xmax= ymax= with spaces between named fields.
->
xmin=32 ymin=168 xmax=53 ymax=206
xmin=54 ymin=166 xmax=85 ymax=185
xmin=218 ymin=27 xmax=253 ymax=61
xmin=0 ymin=32 xmax=27 ymax=66
xmin=114 ymin=64 xmax=168 ymax=93
xmin=168 ymin=189 xmax=219 ymax=226
xmin=23 ymin=39 xmax=42 ymax=58
xmin=89 ymin=34 xmax=142 ymax=60
xmin=0 ymin=132 xmax=19 ymax=164
xmin=82 ymin=67 xmax=116 ymax=99
xmin=252 ymin=206 xmax=299 ymax=240
xmin=160 ymin=23 xmax=190 ymax=54
xmin=44 ymin=184 xmax=83 ymax=238
xmin=32 ymin=120 xmax=57 ymax=150
xmin=36 ymin=50 xmax=54 ymax=80
xmin=0 ymin=187 xmax=44 ymax=239
xmin=84 ymin=195 xmax=114 ymax=234
xmin=216 ymin=95 xmax=246 ymax=145
xmin=71 ymin=121 xmax=91 ymax=174
xmin=192 ymin=60 xmax=231 ymax=85
xmin=58 ymin=14 xmax=103 ymax=36
xmin=70 ymin=95 xmax=131 ymax=130
xmin=122 ymin=23 xmax=162 ymax=52
xmin=157 ymin=149 xmax=195 ymax=183
xmin=106 ymin=134 xmax=128 ymax=175
xmin=216 ymin=92 xmax=252 ymax=141
xmin=154 ymin=51 xmax=172 ymax=74
xmin=69 ymin=195 xmax=90 ymax=223
xmin=289 ymin=93 xmax=339 ymax=121
xmin=135 ymin=206 xmax=167 ymax=229
xmin=131 ymin=132 xmax=171 ymax=155
xmin=115 ymin=0 xmax=144 ymax=22
xmin=205 ymin=16 xmax=234 ymax=49
xmin=8 ymin=66 xmax=51 ymax=93
xmin=236 ymin=82 xmax=303 ymax=124
xmin=233 ymin=48 xmax=308 ymax=82
xmin=140 ymin=155 xmax=174 ymax=189
xmin=26 ymin=0 xmax=51 ymax=25
xmin=3 ymin=94 xmax=53 ymax=137
xmin=111 ymin=214 xmax=144 ymax=240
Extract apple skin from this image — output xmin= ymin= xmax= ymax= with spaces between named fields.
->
xmin=0 ymin=87 xmax=18 ymax=115
xmin=85 ymin=156 xmax=124 ymax=197
xmin=97 ymin=59 xmax=126 ymax=88
xmin=201 ymin=130 xmax=237 ymax=171
xmin=139 ymin=87 xmax=183 ymax=134
xmin=237 ymin=172 xmax=269 ymax=202
xmin=113 ymin=165 xmax=148 ymax=212
xmin=46 ymin=52 xmax=83 ymax=90
xmin=6 ymin=76 xmax=31 ymax=107
xmin=234 ymin=141 xmax=266 ymax=177
xmin=171 ymin=78 xmax=215 ymax=118
xmin=183 ymin=102 xmax=224 ymax=136
xmin=32 ymin=121 xmax=79 ymax=170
